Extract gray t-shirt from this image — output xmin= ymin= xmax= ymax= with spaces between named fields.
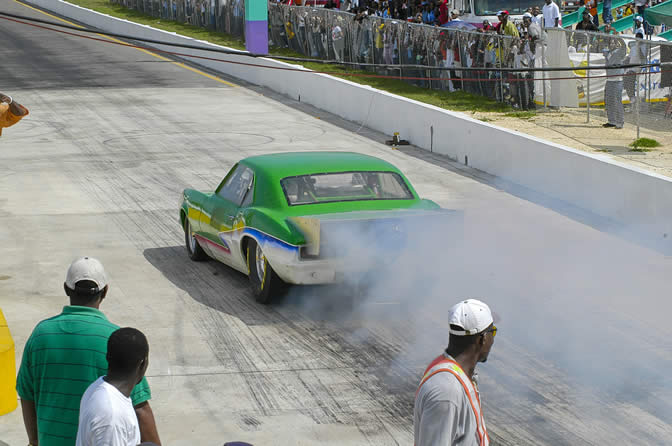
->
xmin=414 ymin=364 xmax=481 ymax=446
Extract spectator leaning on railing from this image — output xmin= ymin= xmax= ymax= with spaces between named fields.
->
xmin=496 ymin=10 xmax=520 ymax=37
xmin=574 ymin=10 xmax=599 ymax=50
xmin=603 ymin=23 xmax=620 ymax=34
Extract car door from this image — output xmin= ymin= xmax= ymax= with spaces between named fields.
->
xmin=202 ymin=164 xmax=254 ymax=269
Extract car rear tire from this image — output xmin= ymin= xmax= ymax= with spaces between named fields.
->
xmin=185 ymin=220 xmax=208 ymax=261
xmin=247 ymin=239 xmax=285 ymax=304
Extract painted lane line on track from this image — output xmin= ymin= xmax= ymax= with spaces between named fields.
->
xmin=12 ymin=0 xmax=238 ymax=87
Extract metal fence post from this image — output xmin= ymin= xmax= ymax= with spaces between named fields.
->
xmin=541 ymin=39 xmax=547 ymax=108
xmin=647 ymin=37 xmax=652 ymax=109
xmin=327 ymin=11 xmax=332 ymax=61
xmin=370 ymin=20 xmax=375 ymax=68
xmin=457 ymin=31 xmax=463 ymax=94
xmin=586 ymin=34 xmax=591 ymax=123
xmin=498 ymin=35 xmax=504 ymax=103
xmin=397 ymin=24 xmax=402 ymax=80
xmin=636 ymin=62 xmax=641 ymax=140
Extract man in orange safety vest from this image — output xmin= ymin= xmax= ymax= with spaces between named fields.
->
xmin=414 ymin=299 xmax=497 ymax=446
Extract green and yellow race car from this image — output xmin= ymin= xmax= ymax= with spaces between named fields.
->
xmin=180 ymin=152 xmax=458 ymax=303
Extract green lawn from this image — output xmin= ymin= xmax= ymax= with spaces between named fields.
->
xmin=66 ymin=0 xmax=512 ymax=113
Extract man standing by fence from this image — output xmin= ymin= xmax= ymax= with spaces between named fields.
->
xmin=574 ymin=11 xmax=599 ymax=50
xmin=602 ymin=37 xmax=627 ymax=128
xmin=624 ymin=30 xmax=647 ymax=111
xmin=543 ymin=0 xmax=561 ymax=28
xmin=496 ymin=10 xmax=519 ymax=37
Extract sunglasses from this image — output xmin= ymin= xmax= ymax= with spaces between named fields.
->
xmin=483 ymin=325 xmax=497 ymax=338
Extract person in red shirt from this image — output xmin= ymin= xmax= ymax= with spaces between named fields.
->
xmin=438 ymin=0 xmax=449 ymax=25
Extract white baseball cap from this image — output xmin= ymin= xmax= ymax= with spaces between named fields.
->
xmin=448 ymin=299 xmax=494 ymax=336
xmin=65 ymin=256 xmax=108 ymax=291
xmin=523 ymin=12 xmax=533 ymax=18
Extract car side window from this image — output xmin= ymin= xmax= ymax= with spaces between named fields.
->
xmin=241 ymin=173 xmax=255 ymax=207
xmin=217 ymin=164 xmax=239 ymax=197
xmin=217 ymin=165 xmax=254 ymax=206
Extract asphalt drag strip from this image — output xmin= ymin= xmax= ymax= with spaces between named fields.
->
xmin=1 ymin=0 xmax=671 ymax=444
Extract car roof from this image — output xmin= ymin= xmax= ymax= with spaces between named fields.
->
xmin=240 ymin=152 xmax=403 ymax=181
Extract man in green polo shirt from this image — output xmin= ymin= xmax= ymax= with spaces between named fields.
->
xmin=16 ymin=257 xmax=161 ymax=446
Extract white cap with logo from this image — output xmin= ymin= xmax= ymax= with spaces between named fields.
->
xmin=65 ymin=256 xmax=108 ymax=291
xmin=448 ymin=299 xmax=493 ymax=336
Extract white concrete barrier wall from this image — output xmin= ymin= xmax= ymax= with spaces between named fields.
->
xmin=26 ymin=0 xmax=672 ymax=240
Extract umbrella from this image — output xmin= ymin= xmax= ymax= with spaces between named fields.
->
xmin=441 ymin=20 xmax=478 ymax=30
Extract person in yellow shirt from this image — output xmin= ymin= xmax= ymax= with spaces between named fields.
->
xmin=496 ymin=10 xmax=520 ymax=37
xmin=0 ymin=93 xmax=29 ymax=136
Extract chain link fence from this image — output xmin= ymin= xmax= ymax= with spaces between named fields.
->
xmin=555 ymin=28 xmax=672 ymax=135
xmin=269 ymin=5 xmax=529 ymax=106
xmin=111 ymin=0 xmax=246 ymax=39
xmin=109 ymin=1 xmax=672 ymax=155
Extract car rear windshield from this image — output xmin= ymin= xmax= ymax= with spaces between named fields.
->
xmin=280 ymin=171 xmax=414 ymax=206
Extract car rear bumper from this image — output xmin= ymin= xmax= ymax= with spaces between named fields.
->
xmin=264 ymin=247 xmax=358 ymax=285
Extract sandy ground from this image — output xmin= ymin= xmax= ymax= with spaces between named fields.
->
xmin=473 ymin=105 xmax=672 ymax=177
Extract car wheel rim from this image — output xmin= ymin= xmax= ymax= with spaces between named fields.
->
xmin=255 ymin=244 xmax=266 ymax=283
xmin=188 ymin=223 xmax=197 ymax=253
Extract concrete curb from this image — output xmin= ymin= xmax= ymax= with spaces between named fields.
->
xmin=21 ymin=0 xmax=672 ymax=248
xmin=0 ymin=309 xmax=17 ymax=416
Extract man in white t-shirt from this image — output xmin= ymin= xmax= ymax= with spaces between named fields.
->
xmin=542 ymin=0 xmax=561 ymax=28
xmin=532 ymin=6 xmax=543 ymax=26
xmin=76 ymin=328 xmax=150 ymax=446
xmin=414 ymin=299 xmax=497 ymax=446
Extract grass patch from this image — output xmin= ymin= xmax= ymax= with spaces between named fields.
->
xmin=67 ymin=0 xmax=511 ymax=113
xmin=629 ymin=147 xmax=654 ymax=152
xmin=595 ymin=149 xmax=611 ymax=152
xmin=629 ymin=138 xmax=661 ymax=149
xmin=478 ymin=117 xmax=493 ymax=122
xmin=69 ymin=0 xmax=246 ymax=49
xmin=503 ymin=111 xmax=536 ymax=119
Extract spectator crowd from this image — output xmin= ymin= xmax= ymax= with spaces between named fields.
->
xmin=277 ymin=0 xmax=667 ymax=36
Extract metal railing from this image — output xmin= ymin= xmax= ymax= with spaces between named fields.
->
xmin=111 ymin=0 xmax=246 ymax=39
xmin=554 ymin=28 xmax=672 ymax=136
xmin=110 ymin=1 xmax=672 ymax=141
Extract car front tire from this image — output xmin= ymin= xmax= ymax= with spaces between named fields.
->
xmin=247 ymin=238 xmax=285 ymax=304
xmin=185 ymin=220 xmax=208 ymax=261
